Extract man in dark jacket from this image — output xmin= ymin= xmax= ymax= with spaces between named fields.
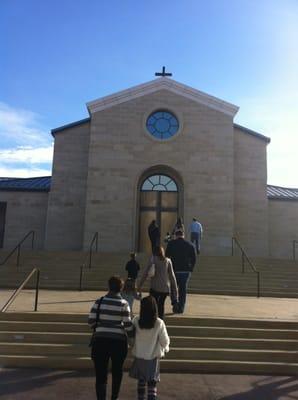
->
xmin=148 ymin=220 xmax=160 ymax=253
xmin=166 ymin=230 xmax=196 ymax=313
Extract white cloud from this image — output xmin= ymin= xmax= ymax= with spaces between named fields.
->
xmin=0 ymin=102 xmax=50 ymax=145
xmin=0 ymin=103 xmax=53 ymax=178
xmin=0 ymin=145 xmax=53 ymax=165
xmin=0 ymin=166 xmax=51 ymax=178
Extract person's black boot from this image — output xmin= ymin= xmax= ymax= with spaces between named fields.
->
xmin=111 ymin=376 xmax=122 ymax=400
xmin=96 ymin=383 xmax=107 ymax=400
xmin=172 ymin=302 xmax=180 ymax=314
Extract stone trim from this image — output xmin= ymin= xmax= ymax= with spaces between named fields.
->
xmin=87 ymin=77 xmax=239 ymax=117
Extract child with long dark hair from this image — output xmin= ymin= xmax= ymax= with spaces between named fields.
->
xmin=129 ymin=296 xmax=170 ymax=400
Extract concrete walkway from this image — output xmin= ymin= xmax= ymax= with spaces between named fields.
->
xmin=0 ymin=368 xmax=297 ymax=399
xmin=1 ymin=289 xmax=298 ymax=320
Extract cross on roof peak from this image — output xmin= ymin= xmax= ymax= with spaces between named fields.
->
xmin=155 ymin=66 xmax=172 ymax=77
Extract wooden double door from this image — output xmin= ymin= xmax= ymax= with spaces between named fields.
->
xmin=139 ymin=191 xmax=178 ymax=253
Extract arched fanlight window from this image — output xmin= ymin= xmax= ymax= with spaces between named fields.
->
xmin=141 ymin=174 xmax=177 ymax=192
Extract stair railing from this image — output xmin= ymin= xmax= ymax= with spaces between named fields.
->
xmin=231 ymin=236 xmax=260 ymax=298
xmin=0 ymin=230 xmax=35 ymax=269
xmin=293 ymin=240 xmax=298 ymax=261
xmin=1 ymin=267 xmax=40 ymax=312
xmin=79 ymin=232 xmax=99 ymax=291
xmin=87 ymin=232 xmax=98 ymax=269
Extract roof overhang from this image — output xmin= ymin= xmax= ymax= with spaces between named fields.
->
xmin=87 ymin=77 xmax=239 ymax=117
xmin=267 ymin=184 xmax=298 ymax=201
xmin=51 ymin=117 xmax=90 ymax=137
xmin=234 ymin=123 xmax=271 ymax=144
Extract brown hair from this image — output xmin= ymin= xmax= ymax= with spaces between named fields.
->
xmin=108 ymin=276 xmax=123 ymax=293
xmin=153 ymin=245 xmax=166 ymax=261
xmin=123 ymin=278 xmax=136 ymax=293
xmin=138 ymin=296 xmax=158 ymax=329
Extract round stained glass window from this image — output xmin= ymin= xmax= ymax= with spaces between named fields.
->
xmin=146 ymin=110 xmax=179 ymax=140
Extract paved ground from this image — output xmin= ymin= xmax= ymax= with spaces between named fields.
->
xmin=1 ymin=289 xmax=298 ymax=320
xmin=0 ymin=369 xmax=298 ymax=400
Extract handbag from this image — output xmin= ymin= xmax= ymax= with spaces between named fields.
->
xmin=89 ymin=296 xmax=103 ymax=347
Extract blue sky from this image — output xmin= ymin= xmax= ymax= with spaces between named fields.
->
xmin=1 ymin=0 xmax=297 ymax=186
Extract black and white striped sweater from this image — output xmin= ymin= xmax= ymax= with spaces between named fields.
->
xmin=88 ymin=292 xmax=134 ymax=340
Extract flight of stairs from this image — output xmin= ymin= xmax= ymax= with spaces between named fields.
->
xmin=0 ymin=251 xmax=297 ymax=298
xmin=0 ymin=312 xmax=297 ymax=374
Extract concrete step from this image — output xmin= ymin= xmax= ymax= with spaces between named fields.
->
xmin=1 ymin=331 xmax=297 ymax=350
xmin=1 ymin=321 xmax=297 ymax=339
xmin=1 ymin=343 xmax=297 ymax=363
xmin=1 ymin=251 xmax=297 ymax=298
xmin=0 ymin=311 xmax=297 ymax=374
xmin=2 ymin=313 xmax=298 ymax=329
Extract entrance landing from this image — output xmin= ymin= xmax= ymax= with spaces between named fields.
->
xmin=1 ymin=290 xmax=298 ymax=321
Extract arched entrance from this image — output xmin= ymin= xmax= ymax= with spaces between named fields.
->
xmin=138 ymin=169 xmax=182 ymax=253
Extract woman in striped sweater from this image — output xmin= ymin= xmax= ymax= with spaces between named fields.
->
xmin=88 ymin=275 xmax=134 ymax=400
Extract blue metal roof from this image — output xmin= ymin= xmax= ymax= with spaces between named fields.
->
xmin=267 ymin=185 xmax=298 ymax=200
xmin=51 ymin=118 xmax=90 ymax=136
xmin=0 ymin=176 xmax=51 ymax=192
xmin=234 ymin=124 xmax=270 ymax=143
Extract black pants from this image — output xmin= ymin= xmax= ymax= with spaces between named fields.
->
xmin=92 ymin=337 xmax=128 ymax=400
xmin=150 ymin=289 xmax=168 ymax=319
xmin=149 ymin=236 xmax=160 ymax=253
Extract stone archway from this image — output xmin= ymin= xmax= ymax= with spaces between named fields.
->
xmin=137 ymin=166 xmax=183 ymax=253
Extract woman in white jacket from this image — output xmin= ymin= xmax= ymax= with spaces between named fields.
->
xmin=129 ymin=295 xmax=170 ymax=400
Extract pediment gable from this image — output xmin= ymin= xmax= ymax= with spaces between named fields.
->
xmin=87 ymin=77 xmax=239 ymax=117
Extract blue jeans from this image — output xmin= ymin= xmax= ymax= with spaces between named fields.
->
xmin=122 ymin=294 xmax=134 ymax=313
xmin=191 ymin=232 xmax=200 ymax=254
xmin=175 ymin=272 xmax=191 ymax=313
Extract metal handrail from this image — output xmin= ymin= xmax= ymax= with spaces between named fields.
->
xmin=293 ymin=240 xmax=298 ymax=261
xmin=0 ymin=230 xmax=35 ymax=268
xmin=79 ymin=232 xmax=99 ymax=291
xmin=87 ymin=232 xmax=98 ymax=269
xmin=1 ymin=267 xmax=40 ymax=312
xmin=231 ymin=236 xmax=260 ymax=297
xmin=79 ymin=265 xmax=84 ymax=291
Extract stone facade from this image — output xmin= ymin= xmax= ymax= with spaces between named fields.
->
xmin=233 ymin=127 xmax=269 ymax=256
xmin=0 ymin=78 xmax=297 ymax=258
xmin=45 ymin=121 xmax=90 ymax=250
xmin=269 ymin=200 xmax=298 ymax=258
xmin=84 ymin=89 xmax=235 ymax=254
xmin=0 ymin=191 xmax=48 ymax=249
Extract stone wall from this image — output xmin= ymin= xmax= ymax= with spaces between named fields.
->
xmin=269 ymin=200 xmax=298 ymax=258
xmin=0 ymin=191 xmax=48 ymax=249
xmin=233 ymin=127 xmax=269 ymax=256
xmin=83 ymin=89 xmax=234 ymax=255
xmin=45 ymin=121 xmax=90 ymax=250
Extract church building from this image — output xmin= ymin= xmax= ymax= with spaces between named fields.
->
xmin=0 ymin=74 xmax=298 ymax=258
